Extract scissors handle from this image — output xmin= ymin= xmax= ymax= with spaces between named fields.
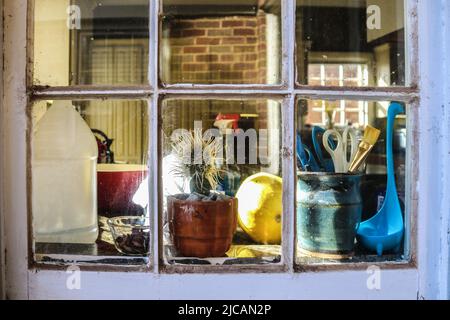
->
xmin=323 ymin=129 xmax=345 ymax=173
xmin=342 ymin=127 xmax=358 ymax=171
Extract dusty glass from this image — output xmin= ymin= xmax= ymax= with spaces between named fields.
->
xmin=31 ymin=99 xmax=149 ymax=264
xmin=296 ymin=98 xmax=407 ymax=265
xmin=161 ymin=98 xmax=283 ymax=265
xmin=296 ymin=0 xmax=406 ymax=87
xmin=33 ymin=0 xmax=149 ymax=86
xmin=161 ymin=0 xmax=282 ymax=85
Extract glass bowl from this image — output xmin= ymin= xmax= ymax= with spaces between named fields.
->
xmin=107 ymin=216 xmax=150 ymax=256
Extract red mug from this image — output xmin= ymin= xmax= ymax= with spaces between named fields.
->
xmin=97 ymin=164 xmax=148 ymax=217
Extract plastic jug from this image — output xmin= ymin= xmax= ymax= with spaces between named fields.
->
xmin=32 ymin=101 xmax=99 ymax=244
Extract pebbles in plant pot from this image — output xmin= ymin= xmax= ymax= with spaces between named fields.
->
xmin=174 ymin=191 xmax=231 ymax=202
xmin=186 ymin=192 xmax=205 ymax=201
xmin=202 ymin=192 xmax=231 ymax=201
xmin=216 ymin=193 xmax=231 ymax=201
xmin=173 ymin=193 xmax=189 ymax=200
xmin=207 ymin=193 xmax=218 ymax=201
xmin=202 ymin=194 xmax=215 ymax=202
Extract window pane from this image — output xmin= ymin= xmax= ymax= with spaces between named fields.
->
xmin=34 ymin=0 xmax=149 ymax=86
xmin=296 ymin=99 xmax=407 ymax=265
xmin=32 ymin=100 xmax=150 ymax=265
xmin=297 ymin=0 xmax=406 ymax=87
xmin=161 ymin=0 xmax=282 ymax=85
xmin=161 ymin=98 xmax=282 ymax=265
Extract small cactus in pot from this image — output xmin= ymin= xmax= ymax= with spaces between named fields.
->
xmin=170 ymin=128 xmax=223 ymax=195
xmin=167 ymin=129 xmax=238 ymax=258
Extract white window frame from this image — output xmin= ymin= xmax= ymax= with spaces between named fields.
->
xmin=1 ymin=0 xmax=450 ymax=300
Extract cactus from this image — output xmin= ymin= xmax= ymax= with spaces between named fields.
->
xmin=170 ymin=128 xmax=223 ymax=196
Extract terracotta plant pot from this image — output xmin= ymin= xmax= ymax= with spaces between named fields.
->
xmin=167 ymin=196 xmax=238 ymax=258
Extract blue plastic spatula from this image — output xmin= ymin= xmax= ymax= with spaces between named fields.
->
xmin=357 ymin=102 xmax=405 ymax=256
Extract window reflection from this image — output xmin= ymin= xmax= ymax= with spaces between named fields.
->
xmin=296 ymin=99 xmax=407 ymax=264
xmin=34 ymin=0 xmax=149 ymax=86
xmin=297 ymin=0 xmax=405 ymax=87
xmin=32 ymin=100 xmax=149 ymax=262
xmin=161 ymin=99 xmax=283 ymax=264
xmin=161 ymin=0 xmax=282 ymax=85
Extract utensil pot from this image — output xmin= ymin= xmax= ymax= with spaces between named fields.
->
xmin=297 ymin=173 xmax=363 ymax=259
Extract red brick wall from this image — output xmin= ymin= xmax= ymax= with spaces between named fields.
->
xmin=164 ymin=12 xmax=268 ymax=84
xmin=161 ymin=12 xmax=278 ymax=170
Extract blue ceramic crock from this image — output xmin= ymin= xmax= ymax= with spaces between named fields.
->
xmin=297 ymin=172 xmax=363 ymax=258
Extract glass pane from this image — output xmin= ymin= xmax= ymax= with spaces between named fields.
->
xmin=297 ymin=0 xmax=405 ymax=87
xmin=32 ymin=99 xmax=150 ymax=265
xmin=161 ymin=98 xmax=282 ymax=265
xmin=161 ymin=0 xmax=282 ymax=85
xmin=296 ymin=99 xmax=407 ymax=265
xmin=34 ymin=0 xmax=149 ymax=86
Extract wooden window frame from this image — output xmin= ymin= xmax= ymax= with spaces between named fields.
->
xmin=6 ymin=0 xmax=446 ymax=300
xmin=27 ymin=0 xmax=419 ymax=273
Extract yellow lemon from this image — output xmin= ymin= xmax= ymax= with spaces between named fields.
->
xmin=236 ymin=172 xmax=282 ymax=245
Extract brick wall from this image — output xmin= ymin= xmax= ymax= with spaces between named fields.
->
xmin=161 ymin=12 xmax=279 ymax=172
xmin=164 ymin=12 xmax=268 ymax=84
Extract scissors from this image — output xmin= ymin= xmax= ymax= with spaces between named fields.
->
xmin=296 ymin=132 xmax=321 ymax=172
xmin=323 ymin=127 xmax=358 ymax=173
xmin=312 ymin=126 xmax=336 ymax=172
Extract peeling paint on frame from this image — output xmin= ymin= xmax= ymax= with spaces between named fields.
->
xmin=20 ymin=0 xmax=420 ymax=276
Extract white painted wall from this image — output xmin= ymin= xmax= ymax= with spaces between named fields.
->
xmin=0 ymin=0 xmax=5 ymax=300
xmin=417 ymin=0 xmax=450 ymax=300
xmin=445 ymin=2 xmax=450 ymax=299
xmin=2 ymin=0 xmax=29 ymax=299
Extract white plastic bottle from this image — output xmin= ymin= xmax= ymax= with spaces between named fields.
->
xmin=32 ymin=101 xmax=99 ymax=244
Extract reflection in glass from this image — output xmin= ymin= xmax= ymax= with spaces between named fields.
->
xmin=296 ymin=99 xmax=407 ymax=264
xmin=296 ymin=0 xmax=405 ymax=87
xmin=161 ymin=99 xmax=282 ymax=264
xmin=161 ymin=0 xmax=282 ymax=85
xmin=34 ymin=0 xmax=149 ymax=86
xmin=32 ymin=100 xmax=149 ymax=263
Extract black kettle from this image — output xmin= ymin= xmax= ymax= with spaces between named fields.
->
xmin=91 ymin=129 xmax=115 ymax=164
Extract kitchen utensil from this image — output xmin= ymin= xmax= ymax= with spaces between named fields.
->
xmin=323 ymin=127 xmax=358 ymax=173
xmin=312 ymin=126 xmax=335 ymax=172
xmin=297 ymin=132 xmax=321 ymax=172
xmin=348 ymin=125 xmax=381 ymax=173
xmin=297 ymin=172 xmax=363 ymax=259
xmin=357 ymin=102 xmax=405 ymax=256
